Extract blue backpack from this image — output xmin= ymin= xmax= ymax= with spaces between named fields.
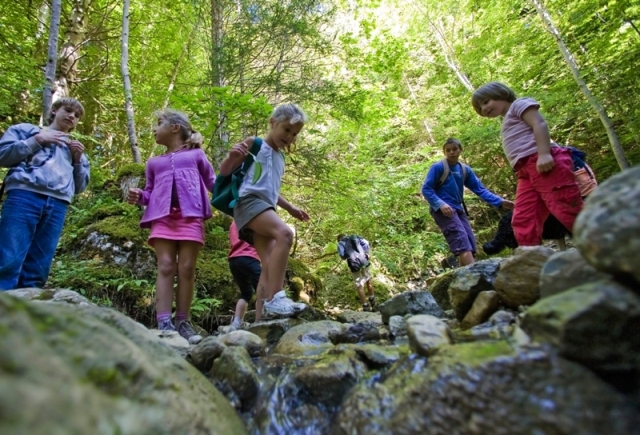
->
xmin=211 ymin=138 xmax=262 ymax=216
xmin=565 ymin=146 xmax=594 ymax=179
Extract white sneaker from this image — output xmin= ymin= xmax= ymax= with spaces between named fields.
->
xmin=218 ymin=322 xmax=241 ymax=334
xmin=262 ymin=295 xmax=296 ymax=318
xmin=273 ymin=290 xmax=308 ymax=313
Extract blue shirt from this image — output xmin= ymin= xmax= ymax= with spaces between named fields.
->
xmin=421 ymin=160 xmax=503 ymax=212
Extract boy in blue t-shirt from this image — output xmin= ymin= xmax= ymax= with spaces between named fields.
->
xmin=421 ymin=138 xmax=514 ymax=267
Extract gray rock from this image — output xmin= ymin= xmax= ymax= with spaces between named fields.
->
xmin=219 ymin=330 xmax=264 ymax=357
xmin=448 ymin=258 xmax=502 ymax=320
xmin=494 ymin=246 xmax=554 ymax=309
xmin=521 ymin=278 xmax=640 ymax=372
xmin=539 ymin=249 xmax=609 ymax=299
xmin=6 ymin=287 xmax=92 ymax=306
xmin=332 ymin=342 xmax=639 ymax=434
xmin=189 ymin=336 xmax=227 ymax=372
xmin=406 ymin=315 xmax=452 ymax=357
xmin=574 ymin=166 xmax=640 ymax=285
xmin=460 ymin=290 xmax=501 ymax=330
xmin=272 ymin=320 xmax=344 ymax=356
xmin=211 ymin=346 xmax=260 ymax=410
xmin=378 ymin=291 xmax=445 ymax=324
xmin=336 ymin=310 xmax=383 ymax=325
xmin=0 ymin=294 xmax=247 ymax=435
xmin=388 ymin=315 xmax=407 ymax=338
xmin=426 ymin=269 xmax=456 ymax=310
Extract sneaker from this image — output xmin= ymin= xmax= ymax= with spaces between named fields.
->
xmin=368 ymin=295 xmax=377 ymax=308
xmin=218 ymin=322 xmax=241 ymax=334
xmin=262 ymin=296 xmax=296 ymax=318
xmin=176 ymin=319 xmax=203 ymax=344
xmin=158 ymin=318 xmax=177 ymax=335
xmin=273 ymin=290 xmax=307 ymax=313
xmin=362 ymin=303 xmax=371 ymax=312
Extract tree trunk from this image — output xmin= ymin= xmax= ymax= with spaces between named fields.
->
xmin=55 ymin=0 xmax=90 ymax=101
xmin=530 ymin=0 xmax=630 ymax=170
xmin=42 ymin=0 xmax=62 ymax=123
xmin=210 ymin=0 xmax=229 ymax=163
xmin=405 ymin=75 xmax=436 ymax=144
xmin=121 ymin=0 xmax=142 ymax=163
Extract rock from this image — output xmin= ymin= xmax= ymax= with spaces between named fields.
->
xmin=272 ymin=321 xmax=344 ymax=357
xmin=539 ymin=249 xmax=609 ymax=299
xmin=406 ymin=315 xmax=452 ymax=357
xmin=574 ymin=166 xmax=640 ymax=285
xmin=245 ymin=317 xmax=306 ymax=347
xmin=150 ymin=329 xmax=190 ymax=357
xmin=460 ymin=290 xmax=501 ymax=329
xmin=494 ymin=246 xmax=554 ymax=309
xmin=448 ymin=259 xmax=502 ymax=320
xmin=521 ymin=279 xmax=640 ymax=372
xmin=188 ymin=336 xmax=228 ymax=372
xmin=0 ymin=294 xmax=247 ymax=435
xmin=427 ymin=270 xmax=456 ymax=310
xmin=5 ymin=287 xmax=93 ymax=306
xmin=388 ymin=315 xmax=407 ymax=338
xmin=291 ymin=352 xmax=367 ymax=406
xmin=219 ymin=330 xmax=264 ymax=357
xmin=378 ymin=291 xmax=445 ymax=324
xmin=336 ymin=310 xmax=383 ymax=326
xmin=336 ymin=321 xmax=384 ymax=344
xmin=332 ymin=342 xmax=639 ymax=434
xmin=211 ymin=346 xmax=260 ymax=411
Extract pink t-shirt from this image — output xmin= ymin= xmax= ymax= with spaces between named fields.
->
xmin=501 ymin=97 xmax=557 ymax=168
xmin=228 ymin=221 xmax=260 ymax=260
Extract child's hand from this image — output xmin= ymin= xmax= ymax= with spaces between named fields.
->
xmin=439 ymin=204 xmax=454 ymax=217
xmin=289 ymin=207 xmax=310 ymax=221
xmin=127 ymin=188 xmax=141 ymax=204
xmin=501 ymin=199 xmax=515 ymax=210
xmin=68 ymin=140 xmax=85 ymax=163
xmin=536 ymin=153 xmax=555 ymax=173
xmin=34 ymin=129 xmax=70 ymax=147
xmin=229 ymin=139 xmax=250 ymax=158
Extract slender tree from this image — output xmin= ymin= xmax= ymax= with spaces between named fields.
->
xmin=530 ymin=0 xmax=629 ymax=170
xmin=121 ymin=0 xmax=142 ymax=163
xmin=42 ymin=0 xmax=62 ymax=122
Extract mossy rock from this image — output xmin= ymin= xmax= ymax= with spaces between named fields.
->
xmin=116 ymin=163 xmax=145 ymax=179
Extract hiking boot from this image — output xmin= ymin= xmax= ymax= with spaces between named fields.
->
xmin=157 ymin=318 xmax=177 ymax=335
xmin=176 ymin=319 xmax=202 ymax=344
xmin=368 ymin=295 xmax=377 ymax=308
xmin=362 ymin=303 xmax=371 ymax=312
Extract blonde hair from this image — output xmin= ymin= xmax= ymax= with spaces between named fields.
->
xmin=471 ymin=82 xmax=517 ymax=115
xmin=47 ymin=97 xmax=85 ymax=126
xmin=271 ymin=103 xmax=308 ymax=125
xmin=156 ymin=109 xmax=203 ymax=149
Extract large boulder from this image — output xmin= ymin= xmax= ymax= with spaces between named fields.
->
xmin=521 ymin=279 xmax=640 ymax=372
xmin=378 ymin=291 xmax=445 ymax=324
xmin=0 ymin=293 xmax=247 ymax=435
xmin=332 ymin=342 xmax=639 ymax=434
xmin=574 ymin=166 xmax=640 ymax=285
xmin=539 ymin=249 xmax=609 ymax=299
xmin=448 ymin=259 xmax=502 ymax=320
xmin=494 ymin=246 xmax=554 ymax=309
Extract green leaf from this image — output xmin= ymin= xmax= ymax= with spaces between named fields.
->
xmin=248 ymin=152 xmax=262 ymax=184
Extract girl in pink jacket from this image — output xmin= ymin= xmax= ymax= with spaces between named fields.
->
xmin=127 ymin=109 xmax=215 ymax=344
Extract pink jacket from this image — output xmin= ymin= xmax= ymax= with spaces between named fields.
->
xmin=137 ymin=148 xmax=215 ymax=228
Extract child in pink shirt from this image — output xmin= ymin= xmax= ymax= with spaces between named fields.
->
xmin=471 ymin=82 xmax=583 ymax=246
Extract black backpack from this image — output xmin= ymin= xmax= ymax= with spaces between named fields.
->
xmin=341 ymin=235 xmax=369 ymax=272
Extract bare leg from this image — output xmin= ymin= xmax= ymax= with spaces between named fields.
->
xmin=556 ymin=238 xmax=567 ymax=251
xmin=235 ymin=299 xmax=248 ymax=321
xmin=356 ymin=286 xmax=367 ymax=304
xmin=366 ymin=279 xmax=374 ymax=297
xmin=459 ymin=251 xmax=475 ymax=266
xmin=252 ymin=239 xmax=274 ymax=323
xmin=247 ymin=210 xmax=293 ymax=317
xmin=153 ymin=239 xmax=179 ymax=315
xmin=175 ymin=241 xmax=201 ymax=316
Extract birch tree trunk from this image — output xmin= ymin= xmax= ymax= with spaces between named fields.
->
xmin=42 ymin=0 xmax=62 ymax=123
xmin=121 ymin=0 xmax=142 ymax=163
xmin=55 ymin=0 xmax=91 ymax=101
xmin=530 ymin=0 xmax=630 ymax=170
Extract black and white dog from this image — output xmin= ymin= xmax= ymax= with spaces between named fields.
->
xmin=482 ymin=211 xmax=569 ymax=255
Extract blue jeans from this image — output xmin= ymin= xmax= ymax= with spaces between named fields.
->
xmin=0 ymin=189 xmax=69 ymax=290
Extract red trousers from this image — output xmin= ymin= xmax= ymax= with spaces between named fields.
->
xmin=512 ymin=147 xmax=584 ymax=246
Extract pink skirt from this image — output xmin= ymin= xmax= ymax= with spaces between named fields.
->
xmin=149 ymin=208 xmax=205 ymax=246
